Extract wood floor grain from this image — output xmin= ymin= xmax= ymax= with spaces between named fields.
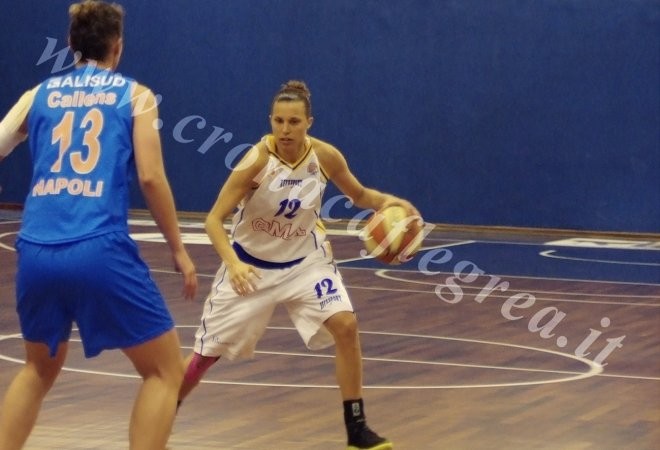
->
xmin=0 ymin=216 xmax=658 ymax=449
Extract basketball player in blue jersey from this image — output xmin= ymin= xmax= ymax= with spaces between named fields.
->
xmin=0 ymin=2 xmax=197 ymax=449
xmin=177 ymin=80 xmax=419 ymax=450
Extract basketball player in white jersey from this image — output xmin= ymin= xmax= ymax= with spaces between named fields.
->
xmin=178 ymin=80 xmax=419 ymax=450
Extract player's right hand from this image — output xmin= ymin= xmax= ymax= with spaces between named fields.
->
xmin=226 ymin=261 xmax=262 ymax=296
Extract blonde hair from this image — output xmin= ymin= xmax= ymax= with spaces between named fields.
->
xmin=69 ymin=0 xmax=124 ymax=62
xmin=271 ymin=80 xmax=312 ymax=117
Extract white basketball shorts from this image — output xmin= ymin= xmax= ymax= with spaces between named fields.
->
xmin=193 ymin=241 xmax=354 ymax=359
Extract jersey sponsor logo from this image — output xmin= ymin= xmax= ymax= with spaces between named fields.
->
xmin=46 ymin=73 xmax=127 ymax=89
xmin=319 ymin=294 xmax=342 ymax=310
xmin=251 ymin=217 xmax=306 ymax=239
xmin=47 ymin=90 xmax=118 ymax=109
xmin=279 ymin=179 xmax=303 ymax=187
xmin=31 ymin=177 xmax=103 ymax=197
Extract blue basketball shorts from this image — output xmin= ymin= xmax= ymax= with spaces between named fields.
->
xmin=15 ymin=231 xmax=174 ymax=358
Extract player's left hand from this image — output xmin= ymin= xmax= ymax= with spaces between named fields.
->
xmin=382 ymin=196 xmax=422 ymax=220
xmin=173 ymin=249 xmax=198 ymax=300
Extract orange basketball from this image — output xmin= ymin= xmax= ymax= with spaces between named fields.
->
xmin=362 ymin=205 xmax=424 ymax=265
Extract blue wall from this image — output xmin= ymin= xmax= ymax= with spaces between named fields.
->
xmin=1 ymin=0 xmax=658 ymax=233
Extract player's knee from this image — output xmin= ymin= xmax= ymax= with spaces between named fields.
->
xmin=169 ymin=359 xmax=185 ymax=384
xmin=183 ymin=353 xmax=219 ymax=384
xmin=326 ymin=312 xmax=359 ymax=343
xmin=29 ymin=363 xmax=61 ymax=391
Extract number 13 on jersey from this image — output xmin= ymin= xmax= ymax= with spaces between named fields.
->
xmin=51 ymin=108 xmax=104 ymax=175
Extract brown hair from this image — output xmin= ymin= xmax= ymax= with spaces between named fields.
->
xmin=271 ymin=80 xmax=312 ymax=117
xmin=68 ymin=0 xmax=124 ymax=62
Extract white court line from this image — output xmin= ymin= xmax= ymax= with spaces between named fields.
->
xmin=336 ymin=240 xmax=476 ymax=264
xmin=0 ymin=334 xmax=22 ymax=340
xmin=377 ymin=270 xmax=660 ymax=299
xmin=372 ymin=270 xmax=660 ymax=303
xmin=546 ymin=237 xmax=660 ymax=251
xmin=347 ymin=284 xmax=660 ymax=307
xmin=366 ymin=264 xmax=660 ymax=287
xmin=3 ymin=229 xmax=656 ymax=291
xmin=540 ymin=249 xmax=660 ymax=267
xmin=0 ymin=354 xmax=140 ymax=380
xmin=0 ymin=232 xmax=17 ymax=252
xmin=3 ymin=226 xmax=658 ymax=302
xmin=0 ymin=328 xmax=606 ymax=389
xmin=596 ymin=372 xmax=660 ymax=381
xmin=147 ymin=266 xmax=660 ymax=306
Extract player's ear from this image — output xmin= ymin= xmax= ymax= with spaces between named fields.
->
xmin=307 ymin=116 xmax=314 ymax=129
xmin=68 ymin=36 xmax=82 ymax=64
xmin=112 ymin=38 xmax=124 ymax=69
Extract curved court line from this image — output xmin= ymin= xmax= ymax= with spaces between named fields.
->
xmin=539 ymin=249 xmax=660 ymax=267
xmin=0 ymin=328 xmax=602 ymax=389
xmin=0 ymin=232 xmax=17 ymax=252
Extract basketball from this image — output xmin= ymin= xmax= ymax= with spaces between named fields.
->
xmin=361 ymin=205 xmax=424 ymax=265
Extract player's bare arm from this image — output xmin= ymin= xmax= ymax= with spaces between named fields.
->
xmin=132 ymin=83 xmax=197 ymax=299
xmin=0 ymin=88 xmax=35 ymax=162
xmin=205 ymin=143 xmax=268 ymax=294
xmin=313 ymin=137 xmax=418 ymax=216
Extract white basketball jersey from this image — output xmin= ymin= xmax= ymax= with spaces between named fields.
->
xmin=231 ymin=135 xmax=328 ymax=263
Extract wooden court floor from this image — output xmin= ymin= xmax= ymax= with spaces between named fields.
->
xmin=0 ymin=211 xmax=658 ymax=449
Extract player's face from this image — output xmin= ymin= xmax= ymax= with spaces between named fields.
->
xmin=270 ymin=101 xmax=312 ymax=153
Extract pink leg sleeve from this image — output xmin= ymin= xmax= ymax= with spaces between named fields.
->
xmin=183 ymin=353 xmax=220 ymax=384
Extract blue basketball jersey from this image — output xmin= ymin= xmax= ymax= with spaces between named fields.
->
xmin=20 ymin=64 xmax=135 ymax=244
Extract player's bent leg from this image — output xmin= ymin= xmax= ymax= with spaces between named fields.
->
xmin=178 ymin=352 xmax=220 ymax=407
xmin=122 ymin=328 xmax=183 ymax=450
xmin=324 ymin=313 xmax=393 ymax=450
xmin=0 ymin=341 xmax=67 ymax=450
xmin=325 ymin=311 xmax=363 ymax=400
